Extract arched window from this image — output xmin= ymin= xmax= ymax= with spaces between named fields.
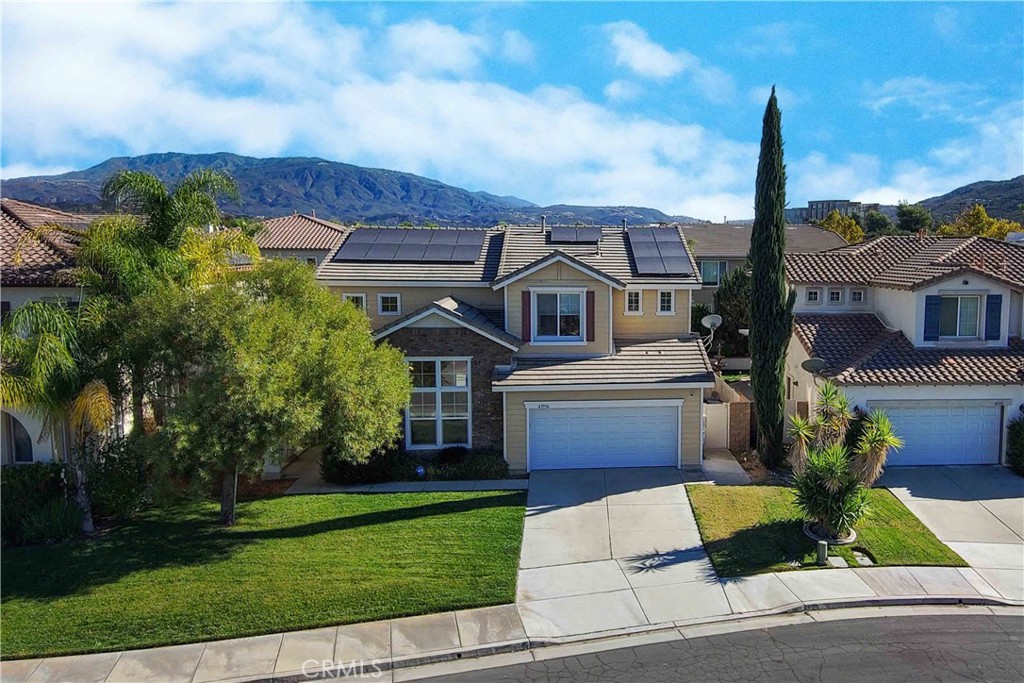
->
xmin=2 ymin=412 xmax=34 ymax=464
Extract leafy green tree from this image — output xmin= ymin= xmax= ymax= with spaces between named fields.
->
xmin=863 ymin=210 xmax=895 ymax=236
xmin=818 ymin=210 xmax=864 ymax=244
xmin=749 ymin=87 xmax=796 ymax=469
xmin=896 ymin=201 xmax=932 ymax=233
xmin=713 ymin=262 xmax=750 ymax=356
xmin=938 ymin=204 xmax=1022 ymax=240
xmin=0 ymin=302 xmax=114 ymax=533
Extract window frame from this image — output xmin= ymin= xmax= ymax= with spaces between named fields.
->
xmin=306 ymin=257 xmax=318 ymax=267
xmin=827 ymin=288 xmax=844 ymax=305
xmin=530 ymin=287 xmax=586 ymax=344
xmin=938 ymin=295 xmax=981 ymax=339
xmin=378 ymin=292 xmax=402 ymax=316
xmin=850 ymin=289 xmax=865 ymax=304
xmin=342 ymin=293 xmax=367 ymax=312
xmin=698 ymin=260 xmax=729 ymax=287
xmin=657 ymin=290 xmax=676 ymax=316
xmin=806 ymin=288 xmax=822 ymax=304
xmin=624 ymin=290 xmax=643 ymax=316
xmin=405 ymin=357 xmax=472 ymax=450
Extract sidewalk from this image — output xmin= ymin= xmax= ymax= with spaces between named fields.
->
xmin=3 ymin=565 xmax=1018 ymax=683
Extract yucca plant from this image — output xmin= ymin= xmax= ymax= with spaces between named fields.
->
xmin=813 ymin=380 xmax=853 ymax=447
xmin=851 ymin=409 xmax=904 ymax=486
xmin=793 ymin=443 xmax=870 ymax=540
xmin=787 ymin=414 xmax=815 ymax=476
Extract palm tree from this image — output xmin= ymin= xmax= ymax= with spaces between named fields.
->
xmin=787 ymin=414 xmax=815 ymax=475
xmin=852 ymin=409 xmax=904 ymax=486
xmin=1 ymin=302 xmax=114 ymax=533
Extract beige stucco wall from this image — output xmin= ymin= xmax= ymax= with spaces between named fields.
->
xmin=611 ymin=289 xmax=692 ymax=340
xmin=326 ymin=285 xmax=502 ymax=331
xmin=503 ymin=261 xmax=612 ymax=355
xmin=502 ymin=388 xmax=704 ymax=471
xmin=692 ymin=258 xmax=744 ymax=306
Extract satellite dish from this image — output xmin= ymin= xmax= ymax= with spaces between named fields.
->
xmin=701 ymin=314 xmax=723 ymax=330
xmin=801 ymin=357 xmax=827 ymax=374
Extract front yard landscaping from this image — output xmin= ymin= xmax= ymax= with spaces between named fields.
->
xmin=1 ymin=490 xmax=526 ymax=660
xmin=687 ymin=485 xmax=966 ymax=577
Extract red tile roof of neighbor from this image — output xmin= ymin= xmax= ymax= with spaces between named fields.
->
xmin=794 ymin=313 xmax=1024 ymax=386
xmin=786 ymin=235 xmax=1024 ymax=291
xmin=254 ymin=214 xmax=346 ymax=251
xmin=1 ymin=198 xmax=85 ymax=287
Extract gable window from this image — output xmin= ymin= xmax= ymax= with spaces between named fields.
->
xmin=806 ymin=288 xmax=821 ymax=304
xmin=378 ymin=293 xmax=401 ymax=316
xmin=407 ymin=359 xmax=471 ymax=449
xmin=625 ymin=290 xmax=642 ymax=315
xmin=828 ymin=288 xmax=843 ymax=304
xmin=534 ymin=291 xmax=582 ymax=342
xmin=343 ymin=293 xmax=366 ymax=311
xmin=939 ymin=295 xmax=980 ymax=338
xmin=699 ymin=261 xmax=728 ymax=286
xmin=657 ymin=290 xmax=675 ymax=315
xmin=850 ymin=289 xmax=865 ymax=304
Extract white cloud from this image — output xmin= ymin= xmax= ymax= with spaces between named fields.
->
xmin=0 ymin=162 xmax=75 ymax=180
xmin=602 ymin=21 xmax=734 ymax=103
xmin=500 ymin=29 xmax=534 ymax=64
xmin=385 ymin=20 xmax=489 ymax=76
xmin=604 ymin=79 xmax=643 ymax=102
xmin=865 ymin=76 xmax=979 ymax=117
xmin=733 ymin=22 xmax=803 ymax=57
xmin=932 ymin=6 xmax=961 ymax=39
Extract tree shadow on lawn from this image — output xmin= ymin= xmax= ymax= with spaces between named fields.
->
xmin=705 ymin=519 xmax=817 ymax=577
xmin=1 ymin=492 xmax=525 ymax=601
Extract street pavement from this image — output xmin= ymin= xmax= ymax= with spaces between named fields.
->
xmin=421 ymin=614 xmax=1024 ymax=682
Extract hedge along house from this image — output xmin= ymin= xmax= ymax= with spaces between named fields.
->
xmin=784 ymin=235 xmax=1024 ymax=467
xmin=317 ymin=224 xmax=715 ymax=473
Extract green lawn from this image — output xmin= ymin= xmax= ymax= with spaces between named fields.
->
xmin=687 ymin=485 xmax=966 ymax=577
xmin=1 ymin=491 xmax=526 ymax=659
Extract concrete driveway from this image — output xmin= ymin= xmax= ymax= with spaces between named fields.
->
xmin=516 ymin=468 xmax=733 ymax=638
xmin=879 ymin=466 xmax=1024 ymax=602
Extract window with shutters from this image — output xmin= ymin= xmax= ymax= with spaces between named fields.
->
xmin=531 ymin=289 xmax=584 ymax=342
xmin=938 ymin=295 xmax=980 ymax=338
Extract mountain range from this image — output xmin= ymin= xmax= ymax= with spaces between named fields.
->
xmin=901 ymin=176 xmax=1024 ymax=223
xmin=0 ymin=152 xmax=696 ymax=226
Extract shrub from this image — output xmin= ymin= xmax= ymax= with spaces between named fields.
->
xmin=691 ymin=303 xmax=711 ymax=334
xmin=793 ymin=444 xmax=870 ymax=540
xmin=20 ymin=498 xmax=83 ymax=545
xmin=436 ymin=446 xmax=469 ymax=465
xmin=1007 ymin=416 xmax=1024 ymax=477
xmin=428 ymin=448 xmax=509 ymax=480
xmin=320 ymin=442 xmax=417 ymax=485
xmin=1 ymin=462 xmax=75 ymax=545
xmin=84 ymin=436 xmax=149 ymax=519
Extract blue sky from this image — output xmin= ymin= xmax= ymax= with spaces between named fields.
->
xmin=2 ymin=2 xmax=1021 ymax=220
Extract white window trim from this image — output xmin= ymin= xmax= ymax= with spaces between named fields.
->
xmin=806 ymin=288 xmax=822 ymax=304
xmin=405 ymin=357 xmax=472 ymax=450
xmin=377 ymin=292 xmax=401 ymax=316
xmin=657 ymin=290 xmax=676 ymax=316
xmin=827 ymin=288 xmax=844 ymax=305
xmin=342 ymin=292 xmax=367 ymax=311
xmin=938 ymin=294 xmax=981 ymax=339
xmin=624 ymin=290 xmax=643 ymax=316
xmin=850 ymin=288 xmax=865 ymax=304
xmin=530 ymin=287 xmax=587 ymax=344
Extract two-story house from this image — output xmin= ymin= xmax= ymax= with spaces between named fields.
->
xmin=688 ymin=223 xmax=847 ymax=306
xmin=784 ymin=235 xmax=1024 ymax=466
xmin=317 ymin=224 xmax=715 ymax=473
xmin=1 ymin=198 xmax=84 ymax=464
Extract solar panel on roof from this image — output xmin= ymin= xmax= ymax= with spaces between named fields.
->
xmin=661 ymin=257 xmax=692 ymax=275
xmin=626 ymin=227 xmax=693 ymax=276
xmin=629 ymin=241 xmax=660 ymax=257
xmin=549 ymin=226 xmax=603 ymax=243
xmin=332 ymin=227 xmax=486 ymax=263
xmin=634 ymin=256 xmax=667 ymax=275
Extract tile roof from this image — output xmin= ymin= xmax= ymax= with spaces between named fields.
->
xmin=786 ymin=235 xmax=1024 ymax=291
xmin=317 ymin=227 xmax=505 ymax=284
xmin=687 ymin=223 xmax=847 ymax=259
xmin=1 ymin=198 xmax=83 ymax=287
xmin=794 ymin=313 xmax=1024 ymax=387
xmin=492 ymin=337 xmax=713 ymax=388
xmin=254 ymin=214 xmax=346 ymax=251
xmin=496 ymin=226 xmax=702 ymax=285
xmin=374 ymin=296 xmax=520 ymax=350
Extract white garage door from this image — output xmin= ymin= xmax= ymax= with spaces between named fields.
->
xmin=874 ymin=401 xmax=1002 ymax=466
xmin=527 ymin=400 xmax=680 ymax=470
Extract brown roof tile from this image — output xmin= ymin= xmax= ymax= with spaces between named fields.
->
xmin=374 ymin=296 xmax=520 ymax=349
xmin=255 ymin=214 xmax=346 ymax=251
xmin=687 ymin=223 xmax=847 ymax=260
xmin=1 ymin=199 xmax=83 ymax=287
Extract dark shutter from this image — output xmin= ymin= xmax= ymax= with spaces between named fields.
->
xmin=985 ymin=294 xmax=1002 ymax=341
xmin=0 ymin=301 xmax=9 ymax=322
xmin=923 ymin=295 xmax=941 ymax=341
xmin=585 ymin=291 xmax=595 ymax=342
xmin=521 ymin=291 xmax=531 ymax=341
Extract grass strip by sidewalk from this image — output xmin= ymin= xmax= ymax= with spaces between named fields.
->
xmin=687 ymin=485 xmax=966 ymax=577
xmin=1 ymin=490 xmax=525 ymax=659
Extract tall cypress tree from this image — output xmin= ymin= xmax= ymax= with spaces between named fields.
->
xmin=749 ymin=87 xmax=796 ymax=468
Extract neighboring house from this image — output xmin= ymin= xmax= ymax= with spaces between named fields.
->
xmin=784 ymin=235 xmax=1024 ymax=467
xmin=1 ymin=198 xmax=85 ymax=464
xmin=254 ymin=214 xmax=346 ymax=267
xmin=318 ymin=224 xmax=714 ymax=473
xmin=687 ymin=223 xmax=847 ymax=306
